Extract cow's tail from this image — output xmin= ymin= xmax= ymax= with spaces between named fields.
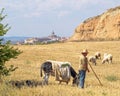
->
xmin=40 ymin=65 xmax=43 ymax=77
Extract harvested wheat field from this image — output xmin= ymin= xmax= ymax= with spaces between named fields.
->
xmin=0 ymin=41 xmax=120 ymax=96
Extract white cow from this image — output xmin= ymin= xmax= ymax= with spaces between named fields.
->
xmin=102 ymin=53 xmax=113 ymax=64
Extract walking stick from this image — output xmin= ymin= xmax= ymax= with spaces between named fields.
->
xmin=88 ymin=62 xmax=103 ymax=86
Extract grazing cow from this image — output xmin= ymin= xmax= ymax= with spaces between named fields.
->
xmin=95 ymin=52 xmax=101 ymax=59
xmin=102 ymin=53 xmax=113 ymax=64
xmin=40 ymin=60 xmax=78 ymax=85
xmin=88 ymin=56 xmax=97 ymax=65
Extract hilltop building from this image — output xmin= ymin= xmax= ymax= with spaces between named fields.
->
xmin=23 ymin=31 xmax=67 ymax=44
xmin=48 ymin=31 xmax=61 ymax=40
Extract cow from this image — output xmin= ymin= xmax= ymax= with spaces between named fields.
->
xmin=40 ymin=60 xmax=78 ymax=85
xmin=88 ymin=56 xmax=97 ymax=65
xmin=102 ymin=53 xmax=113 ymax=64
xmin=95 ymin=52 xmax=101 ymax=59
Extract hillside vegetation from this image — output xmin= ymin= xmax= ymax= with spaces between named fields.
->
xmin=0 ymin=41 xmax=120 ymax=96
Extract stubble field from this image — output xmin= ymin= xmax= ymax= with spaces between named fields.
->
xmin=0 ymin=41 xmax=120 ymax=96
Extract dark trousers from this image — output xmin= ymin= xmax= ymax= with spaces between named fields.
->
xmin=78 ymin=70 xmax=86 ymax=88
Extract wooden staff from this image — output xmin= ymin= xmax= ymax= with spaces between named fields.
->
xmin=88 ymin=62 xmax=103 ymax=86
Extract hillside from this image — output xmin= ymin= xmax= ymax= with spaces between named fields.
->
xmin=69 ymin=6 xmax=120 ymax=41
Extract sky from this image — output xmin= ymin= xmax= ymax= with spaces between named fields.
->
xmin=0 ymin=0 xmax=120 ymax=37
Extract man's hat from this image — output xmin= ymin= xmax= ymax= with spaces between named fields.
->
xmin=81 ymin=49 xmax=88 ymax=54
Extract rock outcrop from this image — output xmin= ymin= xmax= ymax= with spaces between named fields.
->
xmin=69 ymin=6 xmax=120 ymax=41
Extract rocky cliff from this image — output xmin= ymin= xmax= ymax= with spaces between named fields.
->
xmin=69 ymin=6 xmax=120 ymax=41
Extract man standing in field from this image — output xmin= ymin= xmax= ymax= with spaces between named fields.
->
xmin=78 ymin=49 xmax=89 ymax=89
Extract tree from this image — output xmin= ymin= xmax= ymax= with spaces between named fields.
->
xmin=0 ymin=8 xmax=22 ymax=81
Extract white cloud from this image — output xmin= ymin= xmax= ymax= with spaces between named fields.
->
xmin=1 ymin=0 xmax=120 ymax=37
xmin=0 ymin=0 xmax=120 ymax=18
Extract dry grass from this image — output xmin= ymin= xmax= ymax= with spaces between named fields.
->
xmin=0 ymin=41 xmax=120 ymax=96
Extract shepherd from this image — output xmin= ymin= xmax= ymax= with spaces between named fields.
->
xmin=78 ymin=49 xmax=90 ymax=89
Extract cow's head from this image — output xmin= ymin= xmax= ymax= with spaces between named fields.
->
xmin=72 ymin=75 xmax=79 ymax=86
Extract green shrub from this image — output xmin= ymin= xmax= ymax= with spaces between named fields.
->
xmin=105 ymin=75 xmax=119 ymax=82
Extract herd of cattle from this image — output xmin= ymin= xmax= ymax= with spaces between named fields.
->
xmin=9 ymin=52 xmax=113 ymax=88
xmin=88 ymin=52 xmax=113 ymax=65
xmin=40 ymin=52 xmax=113 ymax=86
